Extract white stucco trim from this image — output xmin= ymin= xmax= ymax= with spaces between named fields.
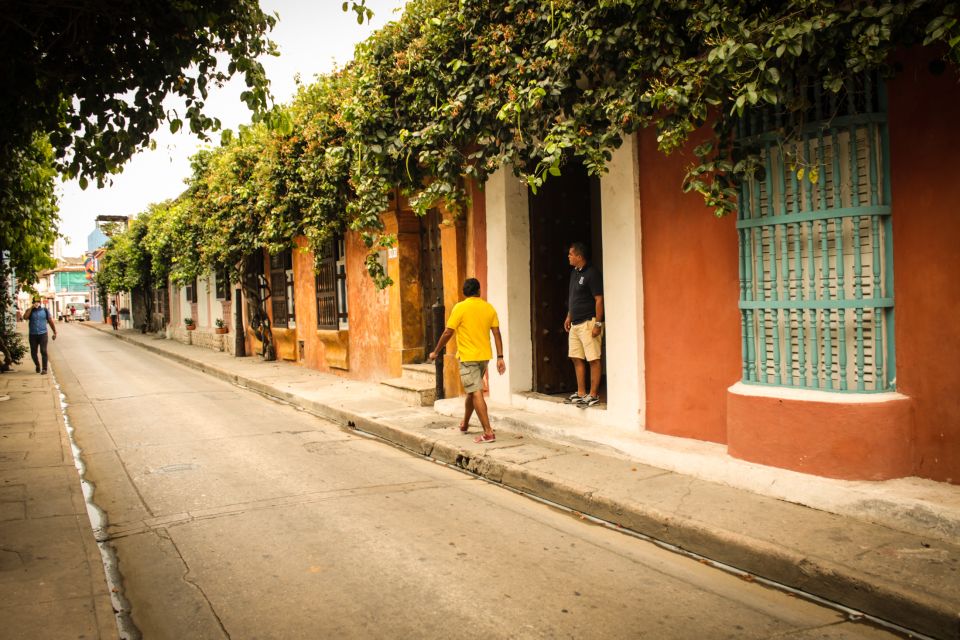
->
xmin=485 ymin=167 xmax=533 ymax=400
xmin=599 ymin=136 xmax=644 ymax=431
xmin=728 ymin=381 xmax=909 ymax=404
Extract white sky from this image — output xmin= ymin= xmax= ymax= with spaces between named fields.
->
xmin=56 ymin=0 xmax=408 ymax=256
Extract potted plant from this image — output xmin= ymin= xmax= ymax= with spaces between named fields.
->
xmin=214 ymin=318 xmax=228 ymax=334
xmin=184 ymin=317 xmax=196 ymax=330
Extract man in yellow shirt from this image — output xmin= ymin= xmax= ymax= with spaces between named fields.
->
xmin=429 ymin=278 xmax=505 ymax=443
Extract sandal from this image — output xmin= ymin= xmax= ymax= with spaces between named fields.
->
xmin=474 ymin=432 xmax=496 ymax=444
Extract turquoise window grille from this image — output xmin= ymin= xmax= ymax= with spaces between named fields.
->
xmin=736 ymin=74 xmax=894 ymax=392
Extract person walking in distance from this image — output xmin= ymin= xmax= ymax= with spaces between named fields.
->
xmin=429 ymin=278 xmax=505 ymax=443
xmin=23 ymin=296 xmax=57 ymax=374
xmin=109 ymin=300 xmax=119 ymax=330
xmin=564 ymin=242 xmax=604 ymax=407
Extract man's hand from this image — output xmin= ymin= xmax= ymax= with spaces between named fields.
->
xmin=52 ymin=334 xmax=57 ymax=341
xmin=496 ymin=358 xmax=506 ymax=375
xmin=591 ymin=325 xmax=602 ymax=338
xmin=564 ymin=316 xmax=571 ymax=332
xmin=428 ymin=351 xmax=437 ymax=362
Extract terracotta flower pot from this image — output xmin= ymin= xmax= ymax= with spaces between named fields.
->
xmin=215 ymin=327 xmax=228 ymax=334
xmin=185 ymin=325 xmax=196 ymax=331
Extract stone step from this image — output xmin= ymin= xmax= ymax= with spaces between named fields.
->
xmin=379 ymin=377 xmax=436 ymax=407
xmin=401 ymin=362 xmax=437 ymax=384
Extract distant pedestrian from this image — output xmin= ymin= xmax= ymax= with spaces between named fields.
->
xmin=428 ymin=278 xmax=505 ymax=444
xmin=109 ymin=301 xmax=118 ymax=330
xmin=564 ymin=242 xmax=604 ymax=407
xmin=23 ymin=297 xmax=57 ymax=374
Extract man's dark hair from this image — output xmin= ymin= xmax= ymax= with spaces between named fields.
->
xmin=462 ymin=277 xmax=481 ymax=297
xmin=570 ymin=242 xmax=589 ymax=260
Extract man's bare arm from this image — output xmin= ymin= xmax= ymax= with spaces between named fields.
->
xmin=492 ymin=327 xmax=505 ymax=374
xmin=428 ymin=328 xmax=455 ymax=361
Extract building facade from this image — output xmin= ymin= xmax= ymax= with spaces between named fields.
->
xmin=153 ymin=48 xmax=958 ymax=486
xmin=476 ymin=49 xmax=959 ymax=484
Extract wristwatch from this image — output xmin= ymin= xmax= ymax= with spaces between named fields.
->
xmin=594 ymin=322 xmax=603 ymax=328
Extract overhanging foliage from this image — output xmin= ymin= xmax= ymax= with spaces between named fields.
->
xmin=106 ymin=1 xmax=960 ymax=295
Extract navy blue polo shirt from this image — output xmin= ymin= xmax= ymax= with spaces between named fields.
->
xmin=568 ymin=264 xmax=603 ymax=324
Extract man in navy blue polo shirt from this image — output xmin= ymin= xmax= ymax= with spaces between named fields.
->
xmin=564 ymin=242 xmax=604 ymax=407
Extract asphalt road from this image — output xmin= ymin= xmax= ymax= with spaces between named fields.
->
xmin=51 ymin=323 xmax=902 ymax=639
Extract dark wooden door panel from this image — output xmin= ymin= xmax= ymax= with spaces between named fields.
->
xmin=529 ymin=162 xmax=595 ymax=395
xmin=420 ymin=208 xmax=445 ymax=351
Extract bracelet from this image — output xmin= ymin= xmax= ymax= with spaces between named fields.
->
xmin=496 ymin=355 xmax=504 ymax=358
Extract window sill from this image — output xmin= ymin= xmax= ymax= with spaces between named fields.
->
xmin=728 ymin=381 xmax=907 ymax=404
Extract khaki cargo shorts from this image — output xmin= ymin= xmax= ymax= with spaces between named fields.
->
xmin=459 ymin=360 xmax=488 ymax=393
xmin=568 ymin=318 xmax=603 ymax=362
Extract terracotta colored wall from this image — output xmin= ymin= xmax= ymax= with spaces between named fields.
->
xmin=287 ymin=235 xmax=391 ymax=381
xmin=638 ymin=129 xmax=742 ymax=443
xmin=468 ymin=178 xmax=488 ymax=295
xmin=728 ymin=390 xmax=913 ymax=480
xmin=887 ymin=50 xmax=960 ymax=483
xmin=292 ymin=237 xmax=318 ymax=367
xmin=345 ymin=232 xmax=391 ymax=380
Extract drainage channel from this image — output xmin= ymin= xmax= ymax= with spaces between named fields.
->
xmin=55 ymin=376 xmax=141 ymax=640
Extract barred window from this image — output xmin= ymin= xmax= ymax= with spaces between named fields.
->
xmin=736 ymin=73 xmax=894 ymax=392
xmin=215 ymin=267 xmax=231 ymax=301
xmin=316 ymin=236 xmax=348 ymax=330
xmin=270 ymin=250 xmax=294 ymax=328
xmin=185 ymin=277 xmax=198 ymax=304
xmin=153 ymin=287 xmax=169 ymax=323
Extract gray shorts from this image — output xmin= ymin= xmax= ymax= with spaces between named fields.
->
xmin=459 ymin=360 xmax=488 ymax=393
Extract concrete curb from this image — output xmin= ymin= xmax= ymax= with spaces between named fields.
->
xmin=85 ymin=325 xmax=959 ymax=639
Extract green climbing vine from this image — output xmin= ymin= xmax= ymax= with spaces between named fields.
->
xmin=109 ymin=1 xmax=958 ymax=292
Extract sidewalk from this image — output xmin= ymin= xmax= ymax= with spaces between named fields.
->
xmin=84 ymin=323 xmax=959 ymax=639
xmin=0 ymin=334 xmax=119 ymax=639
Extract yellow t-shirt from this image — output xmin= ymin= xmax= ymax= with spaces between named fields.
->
xmin=446 ymin=297 xmax=499 ymax=362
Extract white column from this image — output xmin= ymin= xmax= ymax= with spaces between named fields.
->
xmin=485 ymin=167 xmax=533 ymax=402
xmin=197 ymin=274 xmax=211 ymax=327
xmin=600 ymin=136 xmax=645 ymax=430
xmin=180 ymin=286 xmax=189 ymax=323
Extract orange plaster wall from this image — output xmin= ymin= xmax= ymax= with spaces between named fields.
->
xmin=887 ymin=50 xmax=960 ymax=483
xmin=344 ymin=232 xmax=391 ymax=380
xmin=288 ymin=235 xmax=391 ymax=381
xmin=292 ymin=237 xmax=318 ymax=368
xmin=638 ymin=129 xmax=742 ymax=443
xmin=468 ymin=178 xmax=488 ymax=294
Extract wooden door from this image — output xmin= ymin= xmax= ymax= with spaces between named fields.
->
xmin=419 ymin=208 xmax=445 ymax=351
xmin=529 ymin=162 xmax=599 ymax=395
xmin=269 ymin=250 xmax=291 ymax=328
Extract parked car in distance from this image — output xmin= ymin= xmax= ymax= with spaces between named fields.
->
xmin=69 ymin=303 xmax=90 ymax=321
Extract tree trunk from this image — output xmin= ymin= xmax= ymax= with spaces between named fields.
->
xmin=140 ymin=283 xmax=154 ymax=333
xmin=241 ymin=253 xmax=275 ymax=361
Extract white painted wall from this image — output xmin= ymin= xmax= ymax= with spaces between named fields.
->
xmin=485 ymin=167 xmax=533 ymax=400
xmin=180 ymin=286 xmax=190 ymax=324
xmin=599 ymin=136 xmax=645 ymax=430
xmin=204 ymin=270 xmax=225 ymax=328
xmin=197 ymin=274 xmax=211 ymax=327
